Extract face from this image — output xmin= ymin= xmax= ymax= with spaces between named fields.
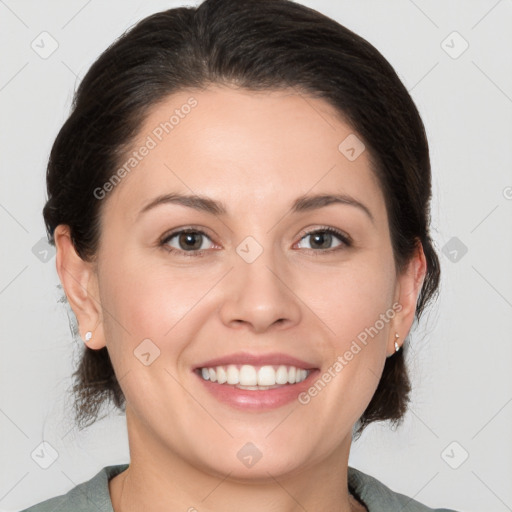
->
xmin=60 ymin=86 xmax=423 ymax=480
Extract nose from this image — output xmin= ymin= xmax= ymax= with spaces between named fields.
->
xmin=218 ymin=247 xmax=302 ymax=334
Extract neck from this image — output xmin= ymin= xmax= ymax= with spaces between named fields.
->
xmin=109 ymin=407 xmax=361 ymax=512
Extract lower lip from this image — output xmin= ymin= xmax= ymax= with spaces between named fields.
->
xmin=195 ymin=370 xmax=319 ymax=410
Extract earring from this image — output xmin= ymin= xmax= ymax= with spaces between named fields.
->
xmin=84 ymin=331 xmax=92 ymax=342
xmin=394 ymin=333 xmax=400 ymax=352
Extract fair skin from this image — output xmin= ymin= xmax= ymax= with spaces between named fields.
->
xmin=55 ymin=86 xmax=426 ymax=512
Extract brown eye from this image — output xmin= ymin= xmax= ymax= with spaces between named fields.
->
xmin=308 ymin=232 xmax=334 ymax=250
xmin=296 ymin=228 xmax=351 ymax=252
xmin=161 ymin=229 xmax=214 ymax=255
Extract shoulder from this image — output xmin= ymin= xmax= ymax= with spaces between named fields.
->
xmin=19 ymin=463 xmax=459 ymax=512
xmin=18 ymin=463 xmax=129 ymax=512
xmin=348 ymin=466 xmax=460 ymax=512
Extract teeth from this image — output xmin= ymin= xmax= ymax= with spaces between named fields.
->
xmin=276 ymin=365 xmax=288 ymax=385
xmin=257 ymin=366 xmax=275 ymax=386
xmin=199 ymin=364 xmax=310 ymax=387
xmin=226 ymin=365 xmax=239 ymax=385
xmin=239 ymin=365 xmax=257 ymax=385
xmin=216 ymin=366 xmax=227 ymax=384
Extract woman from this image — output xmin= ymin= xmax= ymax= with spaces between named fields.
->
xmin=21 ymin=0 xmax=457 ymax=510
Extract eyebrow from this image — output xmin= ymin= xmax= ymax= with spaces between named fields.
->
xmin=137 ymin=192 xmax=374 ymax=223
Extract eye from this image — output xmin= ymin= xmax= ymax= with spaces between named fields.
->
xmin=160 ymin=228 xmax=216 ymax=256
xmin=295 ymin=227 xmax=351 ymax=252
xmin=159 ymin=226 xmax=351 ymax=257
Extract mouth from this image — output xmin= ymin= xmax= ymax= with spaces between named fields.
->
xmin=195 ymin=364 xmax=311 ymax=390
xmin=193 ymin=353 xmax=319 ymax=409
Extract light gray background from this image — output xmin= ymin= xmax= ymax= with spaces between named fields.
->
xmin=1 ymin=1 xmax=511 ymax=511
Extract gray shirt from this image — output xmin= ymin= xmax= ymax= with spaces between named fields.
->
xmin=19 ymin=463 xmax=459 ymax=511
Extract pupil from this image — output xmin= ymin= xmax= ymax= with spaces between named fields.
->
xmin=312 ymin=232 xmax=331 ymax=249
xmin=180 ymin=232 xmax=201 ymax=250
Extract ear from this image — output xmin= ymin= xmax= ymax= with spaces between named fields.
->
xmin=54 ymin=225 xmax=106 ymax=350
xmin=388 ymin=240 xmax=427 ymax=356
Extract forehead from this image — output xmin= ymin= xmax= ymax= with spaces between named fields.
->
xmin=102 ymin=85 xmax=385 ymax=224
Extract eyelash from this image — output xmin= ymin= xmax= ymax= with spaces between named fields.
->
xmin=159 ymin=226 xmax=352 ymax=258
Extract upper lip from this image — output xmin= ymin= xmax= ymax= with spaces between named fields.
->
xmin=195 ymin=352 xmax=318 ymax=370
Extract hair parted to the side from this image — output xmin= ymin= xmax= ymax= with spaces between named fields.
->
xmin=43 ymin=0 xmax=440 ymax=434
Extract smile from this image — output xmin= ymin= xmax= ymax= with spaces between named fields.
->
xmin=194 ymin=352 xmax=318 ymax=409
xmin=198 ymin=364 xmax=310 ymax=390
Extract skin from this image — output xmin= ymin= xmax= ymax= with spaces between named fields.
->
xmin=55 ymin=85 xmax=426 ymax=512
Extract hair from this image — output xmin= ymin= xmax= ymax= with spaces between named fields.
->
xmin=43 ymin=0 xmax=440 ymax=435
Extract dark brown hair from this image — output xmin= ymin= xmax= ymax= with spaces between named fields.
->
xmin=43 ymin=0 xmax=440 ymax=434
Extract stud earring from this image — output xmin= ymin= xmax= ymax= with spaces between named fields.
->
xmin=394 ymin=333 xmax=400 ymax=352
xmin=84 ymin=331 xmax=92 ymax=342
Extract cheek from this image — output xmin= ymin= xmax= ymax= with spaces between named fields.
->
xmin=308 ymin=255 xmax=397 ymax=343
xmin=298 ymin=253 xmax=396 ymax=415
xmin=98 ymin=254 xmax=223 ymax=362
